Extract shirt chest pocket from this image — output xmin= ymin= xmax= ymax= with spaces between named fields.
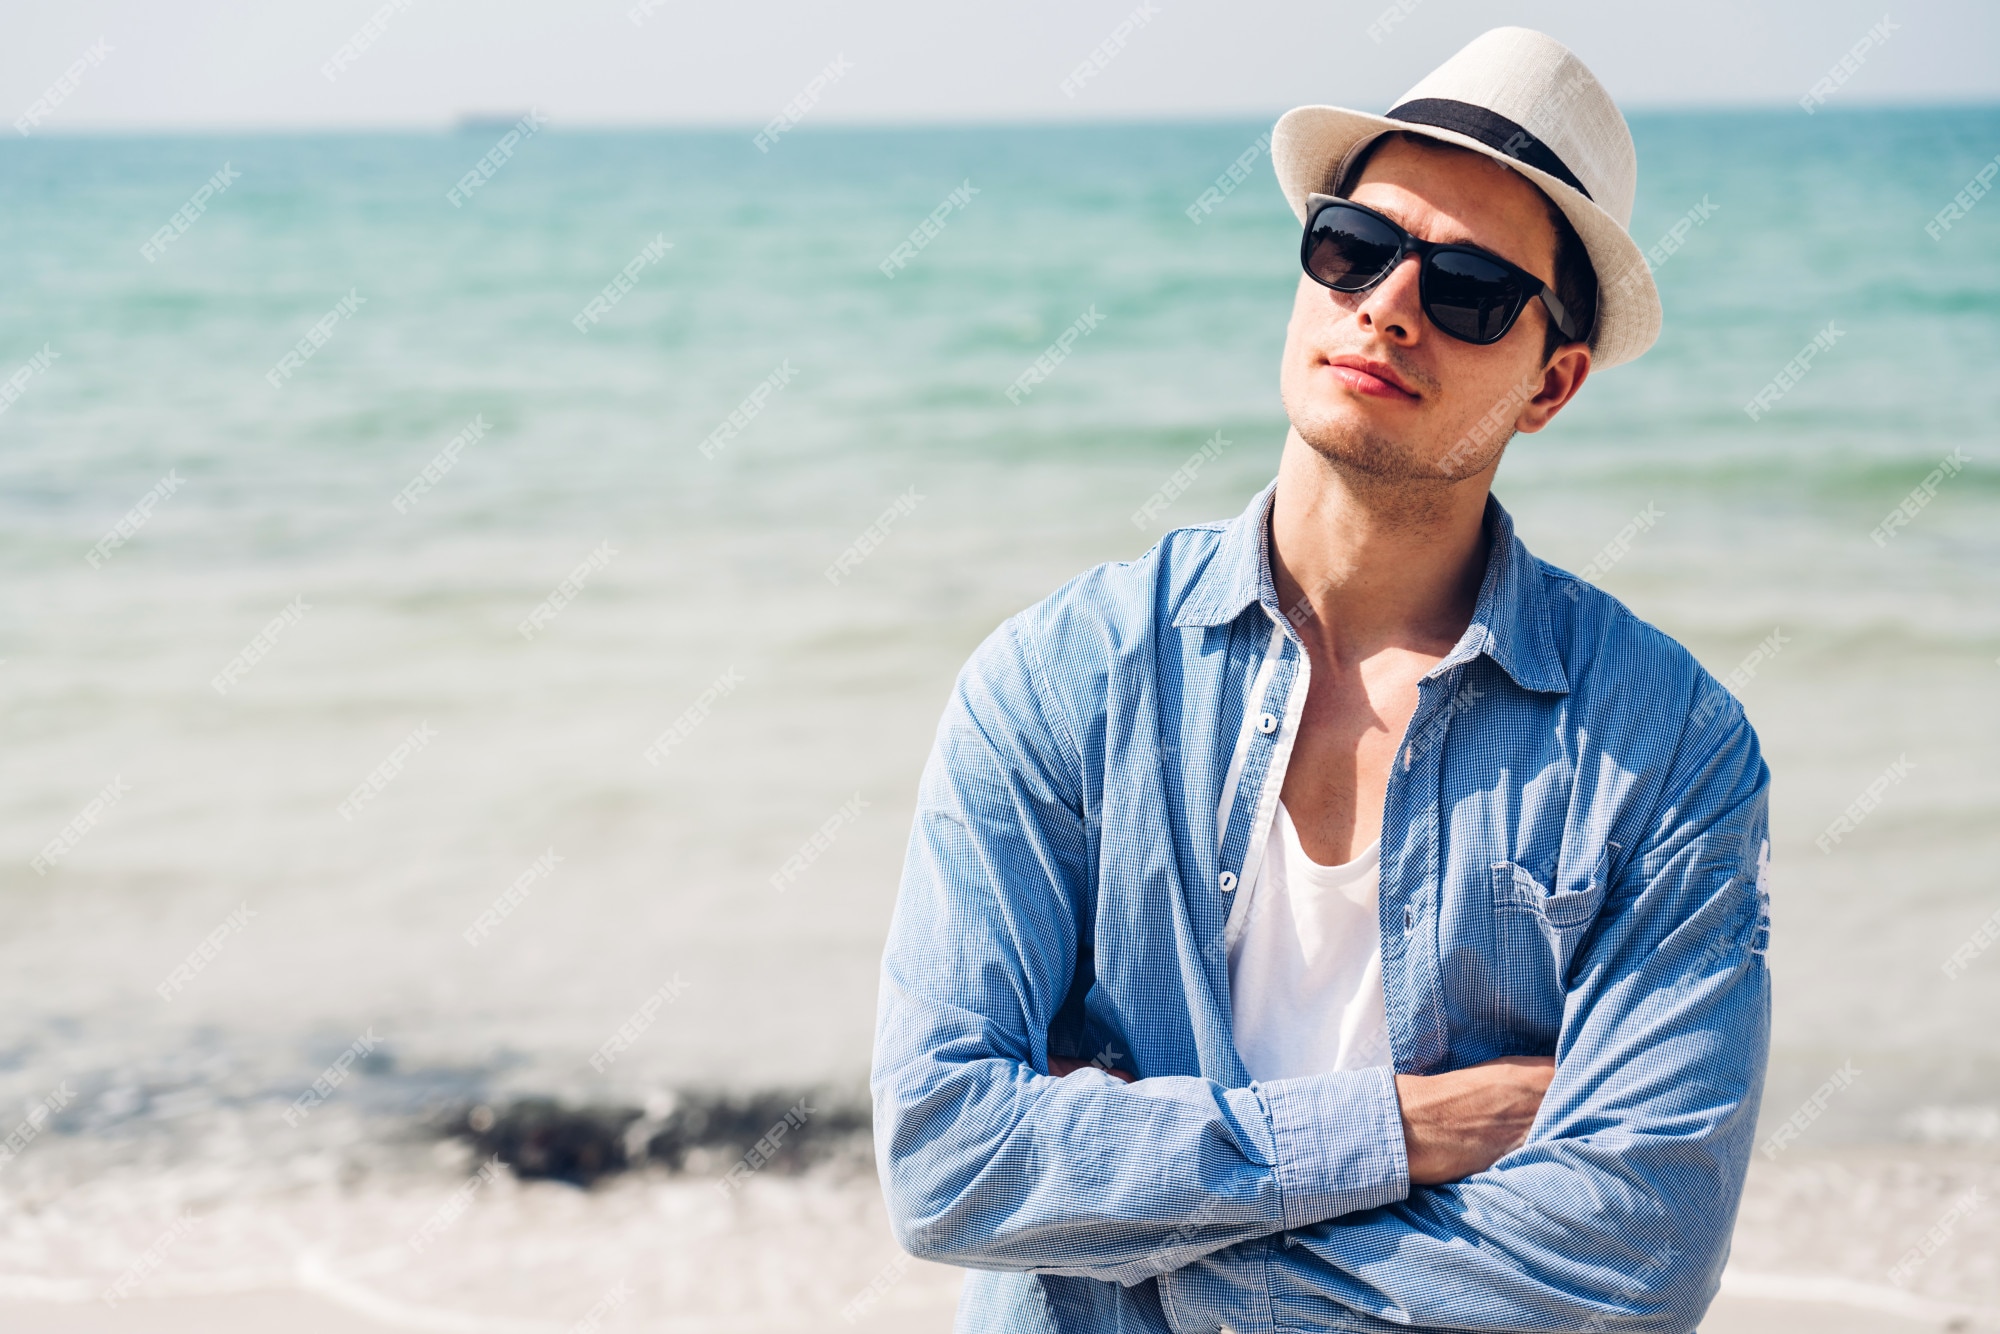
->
xmin=1490 ymin=841 xmax=1619 ymax=985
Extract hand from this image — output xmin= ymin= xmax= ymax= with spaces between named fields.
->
xmin=1395 ymin=1054 xmax=1554 ymax=1185
xmin=1048 ymin=1055 xmax=1137 ymax=1083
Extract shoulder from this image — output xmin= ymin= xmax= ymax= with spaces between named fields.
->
xmin=1535 ymin=555 xmax=1744 ymax=738
xmin=1532 ymin=556 xmax=1769 ymax=852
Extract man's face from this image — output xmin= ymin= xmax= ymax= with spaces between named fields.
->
xmin=1278 ymin=134 xmax=1587 ymax=483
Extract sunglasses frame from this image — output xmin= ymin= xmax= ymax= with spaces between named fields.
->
xmin=1301 ymin=193 xmax=1582 ymax=347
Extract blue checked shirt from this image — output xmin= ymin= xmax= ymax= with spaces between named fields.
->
xmin=872 ymin=480 xmax=1772 ymax=1334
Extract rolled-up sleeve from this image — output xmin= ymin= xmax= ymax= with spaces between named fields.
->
xmin=1264 ymin=1066 xmax=1408 ymax=1232
xmin=872 ymin=613 xmax=1410 ymax=1286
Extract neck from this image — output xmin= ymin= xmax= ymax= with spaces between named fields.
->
xmin=1268 ymin=425 xmax=1493 ymax=665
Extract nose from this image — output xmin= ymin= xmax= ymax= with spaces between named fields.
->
xmin=1351 ymin=253 xmax=1424 ymax=345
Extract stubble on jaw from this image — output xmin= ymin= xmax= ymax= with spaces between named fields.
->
xmin=1282 ymin=367 xmax=1509 ymax=531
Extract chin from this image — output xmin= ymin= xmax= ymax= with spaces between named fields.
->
xmin=1288 ymin=395 xmax=1459 ymax=484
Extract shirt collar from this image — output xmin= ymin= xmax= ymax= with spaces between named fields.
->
xmin=1171 ymin=478 xmax=1570 ymax=697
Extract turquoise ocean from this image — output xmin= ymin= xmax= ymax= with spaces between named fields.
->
xmin=2 ymin=109 xmax=1997 ymax=1323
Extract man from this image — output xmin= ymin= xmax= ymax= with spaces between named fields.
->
xmin=872 ymin=28 xmax=1771 ymax=1334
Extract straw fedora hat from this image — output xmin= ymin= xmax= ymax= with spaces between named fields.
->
xmin=1272 ymin=27 xmax=1661 ymax=369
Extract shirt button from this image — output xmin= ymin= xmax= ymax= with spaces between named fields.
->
xmin=1257 ymin=713 xmax=1279 ymax=735
xmin=1404 ymin=904 xmax=1416 ymax=932
xmin=1218 ymin=871 xmax=1238 ymax=893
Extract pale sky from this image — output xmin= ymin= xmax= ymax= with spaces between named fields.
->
xmin=4 ymin=0 xmax=1994 ymax=131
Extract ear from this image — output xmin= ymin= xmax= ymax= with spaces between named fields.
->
xmin=1513 ymin=342 xmax=1591 ymax=434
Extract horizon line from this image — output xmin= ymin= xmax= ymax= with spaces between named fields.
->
xmin=11 ymin=97 xmax=2000 ymax=138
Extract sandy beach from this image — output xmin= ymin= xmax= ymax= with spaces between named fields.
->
xmin=0 ymin=1288 xmax=966 ymax=1332
xmin=3 ymin=1280 xmax=1994 ymax=1333
xmin=5 ymin=1139 xmax=1993 ymax=1333
xmin=1710 ymin=1271 xmax=2000 ymax=1332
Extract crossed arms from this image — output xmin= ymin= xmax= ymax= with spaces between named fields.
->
xmin=870 ymin=619 xmax=1772 ymax=1329
xmin=1049 ymin=1051 xmax=1557 ymax=1190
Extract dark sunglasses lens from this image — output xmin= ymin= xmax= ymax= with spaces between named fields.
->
xmin=1423 ymin=249 xmax=1530 ymax=343
xmin=1304 ymin=205 xmax=1403 ymax=292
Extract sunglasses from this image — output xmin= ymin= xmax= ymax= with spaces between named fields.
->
xmin=1300 ymin=193 xmax=1582 ymax=347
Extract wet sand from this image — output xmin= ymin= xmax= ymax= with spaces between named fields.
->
xmin=5 ymin=1273 xmax=1995 ymax=1333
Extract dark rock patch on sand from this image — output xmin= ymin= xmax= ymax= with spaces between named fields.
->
xmin=437 ymin=1088 xmax=872 ymax=1186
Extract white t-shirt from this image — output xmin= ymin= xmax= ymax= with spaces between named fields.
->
xmin=1226 ymin=800 xmax=1392 ymax=1082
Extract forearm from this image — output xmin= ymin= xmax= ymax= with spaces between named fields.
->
xmin=1393 ymin=1055 xmax=1554 ymax=1185
xmin=873 ymin=997 xmax=1409 ymax=1283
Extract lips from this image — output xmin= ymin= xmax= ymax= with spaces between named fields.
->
xmin=1325 ymin=355 xmax=1419 ymax=401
